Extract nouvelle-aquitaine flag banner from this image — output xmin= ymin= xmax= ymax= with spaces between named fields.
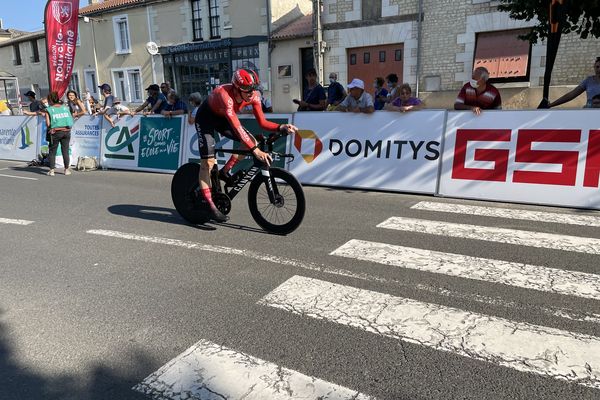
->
xmin=44 ymin=0 xmax=79 ymax=99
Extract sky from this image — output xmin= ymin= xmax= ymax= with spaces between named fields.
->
xmin=1 ymin=0 xmax=88 ymax=31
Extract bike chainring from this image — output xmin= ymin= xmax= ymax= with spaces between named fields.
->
xmin=214 ymin=192 xmax=232 ymax=215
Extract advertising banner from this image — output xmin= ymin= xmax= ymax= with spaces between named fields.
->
xmin=70 ymin=115 xmax=102 ymax=163
xmin=288 ymin=111 xmax=446 ymax=193
xmin=438 ymin=110 xmax=600 ymax=210
xmin=102 ymin=115 xmax=184 ymax=173
xmin=101 ymin=115 xmax=142 ymax=170
xmin=44 ymin=0 xmax=79 ymax=98
xmin=138 ymin=116 xmax=183 ymax=172
xmin=182 ymin=114 xmax=291 ymax=171
xmin=0 ymin=116 xmax=38 ymax=161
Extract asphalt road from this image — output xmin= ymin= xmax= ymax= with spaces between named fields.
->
xmin=1 ymin=158 xmax=599 ymax=400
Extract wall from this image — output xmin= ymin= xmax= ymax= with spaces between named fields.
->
xmin=271 ymin=37 xmax=312 ymax=113
xmin=0 ymin=36 xmax=49 ymax=96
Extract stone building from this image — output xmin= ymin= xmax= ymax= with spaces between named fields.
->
xmin=0 ymin=28 xmax=48 ymax=102
xmin=76 ymin=0 xmax=311 ymax=105
xmin=273 ymin=0 xmax=599 ymax=110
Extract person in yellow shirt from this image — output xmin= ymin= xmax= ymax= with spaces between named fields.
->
xmin=0 ymin=99 xmax=12 ymax=115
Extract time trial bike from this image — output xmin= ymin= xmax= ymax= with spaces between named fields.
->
xmin=171 ymin=130 xmax=305 ymax=235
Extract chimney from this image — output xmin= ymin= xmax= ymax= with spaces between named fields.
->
xmin=89 ymin=0 xmax=102 ymax=4
xmin=0 ymin=19 xmax=4 ymax=29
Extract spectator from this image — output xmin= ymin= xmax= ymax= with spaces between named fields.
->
xmin=97 ymin=83 xmax=115 ymax=114
xmin=103 ymin=98 xmax=130 ymax=128
xmin=160 ymin=82 xmax=176 ymax=97
xmin=258 ymin=86 xmax=273 ymax=113
xmin=384 ymin=83 xmax=423 ymax=112
xmin=293 ymin=68 xmax=326 ymax=111
xmin=133 ymin=84 xmax=167 ymax=115
xmin=83 ymin=88 xmax=94 ymax=114
xmin=0 ymin=99 xmax=10 ymax=115
xmin=592 ymin=94 xmax=600 ymax=108
xmin=454 ymin=67 xmax=501 ymax=115
xmin=188 ymin=92 xmax=202 ymax=125
xmin=336 ymin=79 xmax=374 ymax=114
xmin=66 ymin=90 xmax=87 ymax=118
xmin=373 ymin=77 xmax=388 ymax=110
xmin=549 ymin=57 xmax=600 ymax=108
xmin=162 ymin=92 xmax=188 ymax=118
xmin=327 ymin=72 xmax=346 ymax=110
xmin=45 ymin=91 xmax=74 ymax=176
xmin=385 ymin=73 xmax=400 ymax=103
xmin=23 ymin=90 xmax=46 ymax=116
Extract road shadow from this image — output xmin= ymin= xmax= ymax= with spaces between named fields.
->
xmin=0 ymin=308 xmax=152 ymax=400
xmin=8 ymin=165 xmax=49 ymax=176
xmin=107 ymin=204 xmax=217 ymax=231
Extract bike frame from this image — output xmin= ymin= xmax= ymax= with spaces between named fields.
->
xmin=212 ymin=131 xmax=294 ymax=202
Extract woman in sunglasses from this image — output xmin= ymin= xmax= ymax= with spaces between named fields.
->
xmin=194 ymin=68 xmax=298 ymax=222
xmin=549 ymin=57 xmax=600 ymax=108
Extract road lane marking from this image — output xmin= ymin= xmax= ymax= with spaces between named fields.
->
xmin=0 ymin=173 xmax=38 ymax=181
xmin=411 ymin=201 xmax=600 ymax=227
xmin=331 ymin=239 xmax=600 ymax=301
xmin=260 ymin=276 xmax=600 ymax=390
xmin=377 ymin=217 xmax=600 ymax=254
xmin=87 ymin=229 xmax=600 ymax=325
xmin=133 ymin=339 xmax=374 ymax=399
xmin=0 ymin=218 xmax=34 ymax=225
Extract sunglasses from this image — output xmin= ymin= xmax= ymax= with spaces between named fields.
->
xmin=238 ymin=85 xmax=257 ymax=93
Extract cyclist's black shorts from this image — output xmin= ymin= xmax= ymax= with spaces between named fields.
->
xmin=195 ymin=100 xmax=237 ymax=160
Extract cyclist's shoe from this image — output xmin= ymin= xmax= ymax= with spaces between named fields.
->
xmin=218 ymin=169 xmax=234 ymax=186
xmin=209 ymin=207 xmax=229 ymax=223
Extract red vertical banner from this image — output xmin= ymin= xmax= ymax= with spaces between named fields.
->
xmin=44 ymin=0 xmax=79 ymax=99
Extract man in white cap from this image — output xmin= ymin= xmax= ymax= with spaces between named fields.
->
xmin=336 ymin=78 xmax=374 ymax=113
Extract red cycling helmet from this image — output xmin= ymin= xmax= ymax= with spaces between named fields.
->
xmin=232 ymin=68 xmax=260 ymax=93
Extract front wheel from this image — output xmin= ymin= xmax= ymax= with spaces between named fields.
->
xmin=248 ymin=168 xmax=305 ymax=235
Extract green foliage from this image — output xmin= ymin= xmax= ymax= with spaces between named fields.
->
xmin=498 ymin=0 xmax=600 ymax=42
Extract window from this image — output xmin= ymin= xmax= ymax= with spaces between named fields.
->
xmin=30 ymin=40 xmax=40 ymax=63
xmin=13 ymin=44 xmax=21 ymax=66
xmin=208 ymin=0 xmax=220 ymax=39
xmin=191 ymin=0 xmax=203 ymax=41
xmin=363 ymin=52 xmax=370 ymax=64
xmin=128 ymin=70 xmax=142 ymax=101
xmin=113 ymin=15 xmax=131 ymax=54
xmin=84 ymin=70 xmax=98 ymax=97
xmin=350 ymin=54 xmax=356 ymax=65
xmin=474 ymin=29 xmax=531 ymax=82
xmin=112 ymin=68 xmax=143 ymax=102
xmin=68 ymin=72 xmax=81 ymax=95
xmin=379 ymin=51 xmax=386 ymax=63
xmin=395 ymin=49 xmax=402 ymax=61
xmin=362 ymin=0 xmax=381 ymax=20
xmin=231 ymin=45 xmax=260 ymax=73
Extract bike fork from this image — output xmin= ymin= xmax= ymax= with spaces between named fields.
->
xmin=261 ymin=167 xmax=279 ymax=204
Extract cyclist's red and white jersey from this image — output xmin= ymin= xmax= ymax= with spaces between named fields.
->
xmin=207 ymin=84 xmax=279 ymax=148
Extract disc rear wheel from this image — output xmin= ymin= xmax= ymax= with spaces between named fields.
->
xmin=171 ymin=163 xmax=211 ymax=224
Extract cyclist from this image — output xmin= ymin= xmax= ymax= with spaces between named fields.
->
xmin=195 ymin=68 xmax=298 ymax=222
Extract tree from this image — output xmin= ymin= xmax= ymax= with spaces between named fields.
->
xmin=498 ymin=0 xmax=600 ymax=43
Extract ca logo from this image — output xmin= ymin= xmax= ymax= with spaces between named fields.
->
xmin=104 ymin=124 xmax=139 ymax=160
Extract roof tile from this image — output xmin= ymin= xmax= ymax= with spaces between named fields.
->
xmin=80 ymin=0 xmax=146 ymax=15
xmin=272 ymin=14 xmax=313 ymax=41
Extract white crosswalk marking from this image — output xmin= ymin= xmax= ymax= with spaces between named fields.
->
xmin=331 ymin=239 xmax=600 ymax=300
xmin=411 ymin=201 xmax=600 ymax=227
xmin=89 ymin=229 xmax=600 ymax=324
xmin=0 ymin=217 xmax=34 ymax=225
xmin=377 ymin=217 xmax=600 ymax=254
xmin=133 ymin=339 xmax=374 ymax=400
xmin=260 ymin=276 xmax=600 ymax=390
